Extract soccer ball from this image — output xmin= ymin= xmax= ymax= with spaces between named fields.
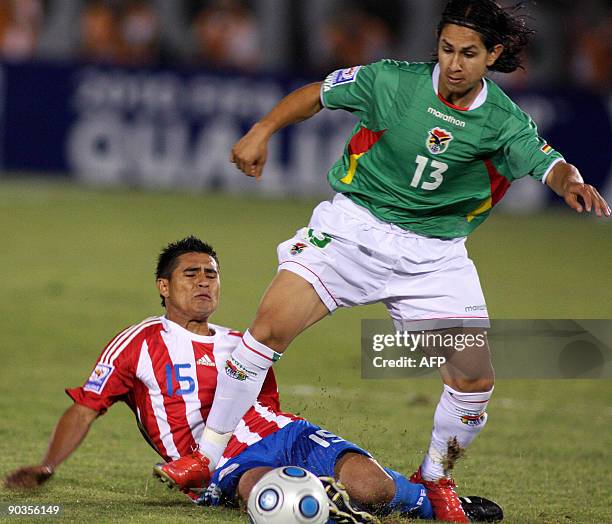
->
xmin=247 ymin=466 xmax=330 ymax=524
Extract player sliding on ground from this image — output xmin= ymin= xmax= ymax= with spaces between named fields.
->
xmin=157 ymin=1 xmax=610 ymax=522
xmin=4 ymin=237 xmax=502 ymax=523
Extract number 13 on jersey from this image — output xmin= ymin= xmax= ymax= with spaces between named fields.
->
xmin=411 ymin=155 xmax=447 ymax=191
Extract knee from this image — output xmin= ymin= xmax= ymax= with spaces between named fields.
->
xmin=336 ymin=454 xmax=396 ymax=509
xmin=448 ymin=376 xmax=495 ymax=393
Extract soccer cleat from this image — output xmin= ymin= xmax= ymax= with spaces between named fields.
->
xmin=183 ymin=489 xmax=204 ymax=503
xmin=152 ymin=451 xmax=212 ymax=492
xmin=410 ymin=467 xmax=468 ymax=523
xmin=318 ymin=476 xmax=380 ymax=524
xmin=460 ymin=496 xmax=504 ymax=522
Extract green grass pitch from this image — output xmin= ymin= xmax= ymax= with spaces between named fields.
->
xmin=0 ymin=179 xmax=610 ymax=523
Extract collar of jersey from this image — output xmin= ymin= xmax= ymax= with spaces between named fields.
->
xmin=162 ymin=316 xmax=217 ymax=342
xmin=432 ymin=63 xmax=488 ymax=111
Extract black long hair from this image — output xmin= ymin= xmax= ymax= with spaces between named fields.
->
xmin=436 ymin=0 xmax=535 ymax=73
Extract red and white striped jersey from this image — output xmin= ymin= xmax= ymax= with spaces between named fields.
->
xmin=67 ymin=316 xmax=299 ymax=463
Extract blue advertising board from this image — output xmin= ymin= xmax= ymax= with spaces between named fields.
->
xmin=0 ymin=60 xmax=610 ymax=206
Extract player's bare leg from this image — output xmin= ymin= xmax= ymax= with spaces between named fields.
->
xmin=209 ymin=271 xmax=328 ymax=453
xmin=249 ymin=269 xmax=331 ymax=351
xmin=237 ymin=464 xmax=380 ymax=523
xmin=331 ymin=452 xmax=435 ymax=520
xmin=235 ymin=454 xmax=502 ymax=521
xmin=414 ymin=327 xmax=494 ymax=523
xmin=237 ymin=467 xmax=274 ymax=505
xmin=237 ymin=454 xmax=416 ymax=520
xmin=206 ymin=268 xmax=329 ymax=430
xmin=437 ymin=328 xmax=495 ymax=394
xmin=333 ymin=453 xmax=395 ymax=509
xmin=239 ymin=454 xmax=431 ymax=521
xmin=155 ymin=271 xmax=329 ymax=489
xmin=237 ymin=456 xmax=390 ymax=523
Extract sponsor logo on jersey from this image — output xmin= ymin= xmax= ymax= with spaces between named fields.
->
xmin=465 ymin=304 xmax=487 ymax=312
xmin=427 ymin=127 xmax=454 ymax=154
xmin=196 ymin=354 xmax=215 ymax=367
xmin=84 ymin=363 xmax=114 ymax=394
xmin=427 ymin=107 xmax=466 ymax=128
xmin=540 ymin=143 xmax=553 ymax=155
xmin=225 ymin=358 xmax=250 ymax=381
xmin=290 ymin=242 xmax=308 ymax=255
xmin=322 ymin=66 xmax=362 ymax=92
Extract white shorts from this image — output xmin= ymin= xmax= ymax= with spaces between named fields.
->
xmin=277 ymin=194 xmax=489 ymax=331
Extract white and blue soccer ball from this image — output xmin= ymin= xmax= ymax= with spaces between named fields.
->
xmin=247 ymin=466 xmax=330 ymax=524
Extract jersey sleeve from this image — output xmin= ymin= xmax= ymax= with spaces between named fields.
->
xmin=320 ymin=60 xmax=398 ymax=126
xmin=65 ymin=330 xmax=138 ymax=414
xmin=499 ymin=111 xmax=564 ymax=182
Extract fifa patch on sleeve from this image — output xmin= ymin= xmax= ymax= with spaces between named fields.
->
xmin=84 ymin=363 xmax=114 ymax=394
xmin=322 ymin=66 xmax=362 ymax=92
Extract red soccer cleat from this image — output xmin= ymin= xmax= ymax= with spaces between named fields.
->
xmin=153 ymin=451 xmax=212 ymax=492
xmin=411 ymin=467 xmax=469 ymax=523
xmin=183 ymin=489 xmax=202 ymax=503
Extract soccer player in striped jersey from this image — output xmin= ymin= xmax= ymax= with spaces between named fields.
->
xmin=3 ymin=236 xmax=504 ymax=522
xmin=164 ymin=1 xmax=611 ymax=522
xmin=3 ymin=237 xmax=299 ymax=491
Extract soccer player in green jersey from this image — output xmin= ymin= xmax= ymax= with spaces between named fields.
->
xmin=158 ymin=1 xmax=610 ymax=521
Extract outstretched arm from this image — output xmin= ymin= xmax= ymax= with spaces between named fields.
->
xmin=4 ymin=403 xmax=99 ymax=489
xmin=230 ymin=82 xmax=323 ymax=179
xmin=546 ymin=162 xmax=611 ymax=217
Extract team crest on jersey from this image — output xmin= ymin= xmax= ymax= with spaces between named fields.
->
xmin=460 ymin=413 xmax=486 ymax=426
xmin=290 ymin=242 xmax=308 ymax=255
xmin=84 ymin=363 xmax=114 ymax=394
xmin=427 ymin=127 xmax=454 ymax=155
xmin=225 ymin=358 xmax=249 ymax=381
xmin=322 ymin=66 xmax=362 ymax=92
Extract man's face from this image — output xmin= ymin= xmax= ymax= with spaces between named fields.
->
xmin=157 ymin=252 xmax=220 ymax=322
xmin=437 ymin=24 xmax=503 ymax=101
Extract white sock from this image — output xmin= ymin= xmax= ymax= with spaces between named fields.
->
xmin=421 ymin=384 xmax=493 ymax=481
xmin=197 ymin=427 xmax=232 ymax=469
xmin=199 ymin=330 xmax=281 ymax=466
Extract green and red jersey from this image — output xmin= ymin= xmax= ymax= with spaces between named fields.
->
xmin=320 ymin=61 xmax=563 ymax=238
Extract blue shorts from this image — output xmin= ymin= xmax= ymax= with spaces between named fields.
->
xmin=207 ymin=420 xmax=370 ymax=505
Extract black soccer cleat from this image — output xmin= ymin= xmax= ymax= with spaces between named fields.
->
xmin=318 ymin=476 xmax=380 ymax=524
xmin=459 ymin=496 xmax=504 ymax=522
